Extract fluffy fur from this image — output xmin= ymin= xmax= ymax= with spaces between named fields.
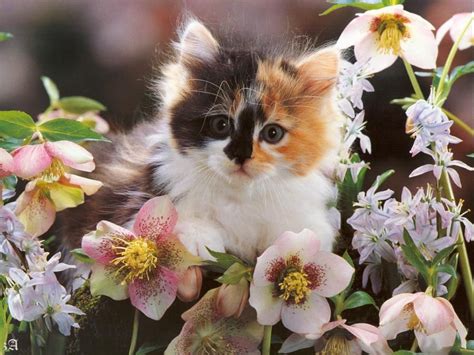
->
xmin=58 ymin=20 xmax=344 ymax=263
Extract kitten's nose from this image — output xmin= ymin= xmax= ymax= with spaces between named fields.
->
xmin=224 ymin=140 xmax=252 ymax=165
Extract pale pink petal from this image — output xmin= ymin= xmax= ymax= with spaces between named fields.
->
xmin=248 ymin=284 xmax=283 ymax=326
xmin=62 ymin=173 xmax=102 ymax=195
xmin=413 ymin=295 xmax=454 ymax=335
xmin=89 ymin=263 xmax=128 ymax=300
xmin=401 ymin=25 xmax=438 ymax=69
xmin=0 ymin=148 xmax=14 ymax=177
xmin=12 ymin=144 xmax=52 ymax=179
xmin=133 ymin=195 xmax=178 ymax=239
xmin=309 ymin=251 xmax=354 ymax=297
xmin=343 ymin=323 xmax=392 ymax=355
xmin=280 ymin=293 xmax=331 ymax=334
xmin=450 ymin=13 xmax=474 ymax=50
xmin=15 ymin=187 xmax=55 ymax=237
xmin=416 ymin=326 xmax=456 ymax=355
xmin=436 ymin=17 xmax=453 ymax=44
xmin=45 ymin=141 xmax=95 ymax=172
xmin=336 ymin=14 xmax=373 ymax=49
xmin=379 ymin=293 xmax=418 ymax=324
xmin=275 ymin=229 xmax=321 ymax=262
xmin=252 ymin=245 xmax=284 ymax=286
xmin=447 ymin=168 xmax=462 ymax=188
xmin=280 ymin=333 xmax=317 ymax=354
xmin=77 ymin=113 xmax=110 ymax=134
xmin=404 ymin=11 xmax=436 ymax=31
xmin=409 ymin=164 xmax=433 ymax=178
xmin=82 ymin=231 xmax=120 ymax=264
xmin=129 ymin=266 xmax=179 ymax=320
xmin=355 ymin=33 xmax=398 ymax=73
xmin=437 ymin=297 xmax=467 ymax=347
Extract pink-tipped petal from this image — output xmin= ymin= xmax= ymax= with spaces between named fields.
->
xmin=436 ymin=17 xmax=453 ymax=44
xmin=129 ymin=267 xmax=179 ymax=320
xmin=89 ymin=263 xmax=128 ymax=300
xmin=309 ymin=251 xmax=354 ymax=297
xmin=0 ymin=148 xmax=14 ymax=177
xmin=280 ymin=293 xmax=331 ymax=334
xmin=336 ymin=14 xmax=373 ymax=49
xmin=12 ymin=144 xmax=52 ymax=179
xmin=342 ymin=323 xmax=392 ymax=355
xmin=252 ymin=245 xmax=284 ymax=287
xmin=82 ymin=232 xmax=117 ymax=265
xmin=401 ymin=26 xmax=438 ymax=69
xmin=133 ymin=195 xmax=178 ymax=239
xmin=275 ymin=229 xmax=321 ymax=262
xmin=248 ymin=284 xmax=283 ymax=326
xmin=15 ymin=187 xmax=55 ymax=237
xmin=62 ymin=174 xmax=103 ymax=195
xmin=45 ymin=141 xmax=95 ymax=172
xmin=412 ymin=295 xmax=453 ymax=335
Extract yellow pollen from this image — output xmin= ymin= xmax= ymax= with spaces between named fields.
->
xmin=318 ymin=335 xmax=351 ymax=355
xmin=404 ymin=304 xmax=425 ymax=332
xmin=375 ymin=15 xmax=408 ymax=55
xmin=38 ymin=159 xmax=65 ymax=182
xmin=111 ymin=238 xmax=158 ymax=283
xmin=279 ymin=270 xmax=311 ymax=304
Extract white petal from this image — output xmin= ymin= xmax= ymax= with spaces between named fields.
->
xmin=248 ymin=284 xmax=283 ymax=326
xmin=401 ymin=25 xmax=438 ymax=69
xmin=436 ymin=17 xmax=453 ymax=44
xmin=337 ymin=15 xmax=373 ymax=49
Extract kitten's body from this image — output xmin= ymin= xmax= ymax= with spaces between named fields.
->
xmin=58 ymin=21 xmax=343 ymax=262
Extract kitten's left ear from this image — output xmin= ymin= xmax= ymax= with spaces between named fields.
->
xmin=178 ymin=20 xmax=219 ymax=63
xmin=295 ymin=47 xmax=340 ymax=95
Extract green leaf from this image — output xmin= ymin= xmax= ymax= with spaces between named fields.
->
xmin=401 ymin=229 xmax=430 ymax=283
xmin=38 ymin=118 xmax=108 ymax=142
xmin=343 ymin=291 xmax=378 ymax=311
xmin=217 ymin=262 xmax=252 ymax=284
xmin=0 ymin=32 xmax=13 ymax=42
xmin=58 ymin=96 xmax=106 ymax=114
xmin=70 ymin=248 xmax=94 ymax=264
xmin=0 ymin=111 xmax=36 ymax=139
xmin=337 ymin=153 xmax=368 ymax=216
xmin=41 ymin=76 xmax=60 ymax=104
xmin=432 ymin=243 xmax=457 ymax=266
xmin=393 ymin=351 xmax=417 ymax=355
xmin=0 ymin=136 xmax=23 ymax=151
xmin=135 ymin=342 xmax=165 ymax=355
xmin=2 ymin=175 xmax=17 ymax=191
xmin=467 ymin=341 xmax=474 ymax=350
xmin=446 ymin=253 xmax=459 ymax=300
xmin=205 ymin=248 xmax=247 ymax=272
xmin=320 ymin=0 xmax=384 ymax=15
xmin=437 ymin=264 xmax=457 ymax=278
xmin=370 ymin=169 xmax=395 ymax=190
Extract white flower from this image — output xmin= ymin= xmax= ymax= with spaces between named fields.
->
xmin=337 ymin=5 xmax=438 ymax=73
xmin=343 ymin=111 xmax=372 ymax=154
xmin=436 ymin=12 xmax=474 ymax=50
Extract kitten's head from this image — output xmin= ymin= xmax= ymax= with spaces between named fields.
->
xmin=156 ymin=20 xmax=342 ymax=186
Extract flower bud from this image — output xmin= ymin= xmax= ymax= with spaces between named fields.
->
xmin=216 ymin=278 xmax=249 ymax=318
xmin=177 ymin=266 xmax=202 ymax=302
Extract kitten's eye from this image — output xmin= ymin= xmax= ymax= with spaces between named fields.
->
xmin=208 ymin=116 xmax=232 ymax=138
xmin=260 ymin=124 xmax=285 ymax=144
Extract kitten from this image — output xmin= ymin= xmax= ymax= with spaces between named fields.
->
xmin=58 ymin=20 xmax=343 ymax=263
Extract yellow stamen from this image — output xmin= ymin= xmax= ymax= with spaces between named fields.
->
xmin=278 ymin=270 xmax=311 ymax=304
xmin=39 ymin=159 xmax=65 ymax=183
xmin=111 ymin=237 xmax=158 ymax=283
xmin=404 ymin=303 xmax=425 ymax=332
xmin=317 ymin=335 xmax=351 ymax=355
xmin=373 ymin=14 xmax=409 ymax=55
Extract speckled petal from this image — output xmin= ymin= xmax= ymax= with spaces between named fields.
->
xmin=90 ymin=263 xmax=128 ymax=300
xmin=133 ymin=196 xmax=178 ymax=239
xmin=15 ymin=186 xmax=55 ymax=237
xmin=12 ymin=144 xmax=52 ymax=179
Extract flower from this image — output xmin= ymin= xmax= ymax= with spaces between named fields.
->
xmin=176 ymin=266 xmax=202 ymax=302
xmin=216 ymin=277 xmax=249 ymax=318
xmin=280 ymin=319 xmax=392 ymax=355
xmin=337 ymin=5 xmax=437 ymax=73
xmin=343 ymin=111 xmax=372 ymax=154
xmin=82 ymin=196 xmax=201 ymax=320
xmin=165 ymin=288 xmax=263 ymax=355
xmin=438 ymin=199 xmax=474 ymax=242
xmin=38 ymin=109 xmax=110 ymax=134
xmin=248 ymin=229 xmax=354 ymax=334
xmin=379 ymin=292 xmax=467 ymax=354
xmin=436 ymin=13 xmax=474 ymax=50
xmin=347 ymin=185 xmax=393 ymax=230
xmin=0 ymin=148 xmax=14 ymax=178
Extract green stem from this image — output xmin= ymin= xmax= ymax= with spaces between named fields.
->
xmin=128 ymin=309 xmax=140 ymax=355
xmin=402 ymin=59 xmax=424 ymax=99
xmin=440 ymin=170 xmax=474 ymax=318
xmin=442 ymin=108 xmax=474 ymax=136
xmin=262 ymin=325 xmax=272 ymax=355
xmin=436 ymin=15 xmax=474 ymax=104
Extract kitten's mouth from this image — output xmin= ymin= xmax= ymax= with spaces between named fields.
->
xmin=232 ymin=166 xmax=251 ymax=178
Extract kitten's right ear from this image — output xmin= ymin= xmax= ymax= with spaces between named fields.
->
xmin=177 ymin=21 xmax=219 ymax=63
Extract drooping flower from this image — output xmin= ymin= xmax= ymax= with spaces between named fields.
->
xmin=248 ymin=229 xmax=354 ymax=334
xmin=280 ymin=319 xmax=392 ymax=355
xmin=82 ymin=196 xmax=201 ymax=320
xmin=176 ymin=266 xmax=203 ymax=302
xmin=379 ymin=292 xmax=467 ymax=354
xmin=216 ymin=277 xmax=250 ymax=318
xmin=337 ymin=5 xmax=438 ymax=73
xmin=436 ymin=12 xmax=474 ymax=50
xmin=165 ymin=288 xmax=263 ymax=355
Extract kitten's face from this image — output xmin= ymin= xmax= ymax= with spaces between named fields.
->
xmin=159 ymin=21 xmax=341 ymax=186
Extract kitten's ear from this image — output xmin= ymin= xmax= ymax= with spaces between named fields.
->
xmin=295 ymin=47 xmax=340 ymax=95
xmin=178 ymin=21 xmax=219 ymax=63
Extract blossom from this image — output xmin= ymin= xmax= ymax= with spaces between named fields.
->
xmin=351 ymin=218 xmax=396 ymax=264
xmin=343 ymin=111 xmax=372 ymax=154
xmin=216 ymin=277 xmax=249 ymax=318
xmin=437 ymin=199 xmax=474 ymax=242
xmin=176 ymin=266 xmax=202 ymax=302
xmin=347 ymin=186 xmax=393 ymax=229
xmin=337 ymin=5 xmax=437 ymax=73
xmin=409 ymin=149 xmax=474 ymax=187
xmin=38 ymin=109 xmax=110 ymax=134
xmin=165 ymin=288 xmax=263 ymax=355
xmin=82 ymin=196 xmax=201 ymax=320
xmin=0 ymin=148 xmax=14 ymax=178
xmin=280 ymin=319 xmax=392 ymax=355
xmin=338 ymin=60 xmax=374 ymax=116
xmin=436 ymin=12 xmax=474 ymax=50
xmin=336 ymin=150 xmax=369 ymax=182
xmin=379 ymin=292 xmax=467 ymax=354
xmin=405 ymin=100 xmax=461 ymax=156
xmin=248 ymin=229 xmax=354 ymax=334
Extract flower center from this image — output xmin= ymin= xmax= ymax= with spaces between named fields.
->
xmin=39 ymin=159 xmax=65 ymax=182
xmin=278 ymin=270 xmax=311 ymax=304
xmin=318 ymin=334 xmax=351 ymax=355
xmin=404 ymin=303 xmax=425 ymax=332
xmin=112 ymin=237 xmax=158 ymax=283
xmin=372 ymin=14 xmax=408 ymax=55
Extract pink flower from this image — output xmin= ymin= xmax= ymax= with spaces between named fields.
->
xmin=0 ymin=148 xmax=14 ymax=178
xmin=216 ymin=278 xmax=249 ymax=318
xmin=281 ymin=319 xmax=392 ymax=355
xmin=176 ymin=266 xmax=202 ymax=302
xmin=337 ymin=5 xmax=438 ymax=73
xmin=379 ymin=292 xmax=467 ymax=354
xmin=248 ymin=229 xmax=354 ymax=334
xmin=82 ymin=196 xmax=201 ymax=320
xmin=165 ymin=288 xmax=263 ymax=355
xmin=437 ymin=13 xmax=474 ymax=50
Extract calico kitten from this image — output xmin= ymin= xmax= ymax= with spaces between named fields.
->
xmin=58 ymin=20 xmax=343 ymax=263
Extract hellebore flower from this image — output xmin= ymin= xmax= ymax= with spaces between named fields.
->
xmin=248 ymin=229 xmax=354 ymax=334
xmin=165 ymin=288 xmax=263 ymax=355
xmin=337 ymin=5 xmax=437 ymax=73
xmin=216 ymin=277 xmax=250 ymax=318
xmin=176 ymin=266 xmax=202 ymax=302
xmin=436 ymin=12 xmax=474 ymax=50
xmin=280 ymin=319 xmax=392 ymax=355
xmin=379 ymin=292 xmax=467 ymax=354
xmin=0 ymin=148 xmax=14 ymax=178
xmin=82 ymin=196 xmax=201 ymax=320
